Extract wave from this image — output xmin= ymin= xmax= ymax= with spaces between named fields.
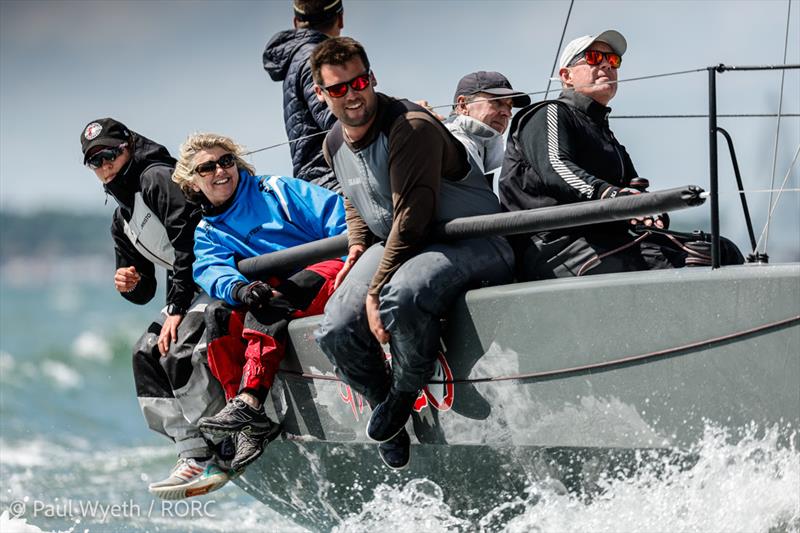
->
xmin=334 ymin=424 xmax=800 ymax=533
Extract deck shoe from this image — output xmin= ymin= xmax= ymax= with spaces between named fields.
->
xmin=148 ymin=457 xmax=229 ymax=500
xmin=366 ymin=389 xmax=418 ymax=442
xmin=378 ymin=428 xmax=411 ymax=470
xmin=230 ymin=421 xmax=282 ymax=472
xmin=199 ymin=396 xmax=272 ymax=437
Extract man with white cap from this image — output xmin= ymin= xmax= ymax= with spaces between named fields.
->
xmin=445 ymin=71 xmax=530 ymax=177
xmin=497 ymin=30 xmax=741 ymax=278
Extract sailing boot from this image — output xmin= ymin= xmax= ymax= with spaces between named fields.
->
xmin=367 ymin=388 xmax=418 ymax=442
xmin=231 ymin=421 xmax=282 ymax=472
xmin=378 ymin=428 xmax=411 ymax=470
xmin=199 ymin=395 xmax=273 ymax=437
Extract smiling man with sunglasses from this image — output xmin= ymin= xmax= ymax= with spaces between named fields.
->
xmin=80 ymin=118 xmax=231 ymax=499
xmin=310 ymin=37 xmax=513 ymax=470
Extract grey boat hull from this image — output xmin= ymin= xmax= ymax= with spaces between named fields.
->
xmin=238 ymin=264 xmax=800 ymax=526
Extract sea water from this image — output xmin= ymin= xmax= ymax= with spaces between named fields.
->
xmin=1 ymin=280 xmax=798 ymax=533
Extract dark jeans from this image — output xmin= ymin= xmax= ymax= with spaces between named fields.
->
xmin=315 ymin=237 xmax=513 ymax=403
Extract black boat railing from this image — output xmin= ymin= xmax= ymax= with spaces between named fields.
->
xmin=239 ymin=186 xmax=705 ymax=279
xmin=706 ymin=63 xmax=800 ymax=267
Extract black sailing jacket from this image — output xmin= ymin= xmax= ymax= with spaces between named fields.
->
xmin=104 ymin=133 xmax=200 ymax=311
xmin=499 ymin=90 xmax=638 ymax=211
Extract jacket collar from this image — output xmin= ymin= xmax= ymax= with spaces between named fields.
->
xmin=559 ymin=90 xmax=612 ymax=124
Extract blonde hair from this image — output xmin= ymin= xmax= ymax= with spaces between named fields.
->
xmin=172 ymin=133 xmax=255 ymax=201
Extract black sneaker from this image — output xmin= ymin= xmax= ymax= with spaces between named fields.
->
xmin=378 ymin=428 xmax=410 ymax=470
xmin=199 ymin=397 xmax=272 ymax=436
xmin=231 ymin=422 xmax=282 ymax=472
xmin=366 ymin=389 xmax=418 ymax=442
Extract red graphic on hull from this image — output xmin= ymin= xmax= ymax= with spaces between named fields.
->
xmin=413 ymin=351 xmax=455 ymax=413
xmin=338 ymin=382 xmax=365 ymax=421
xmin=338 ymin=351 xmax=455 ymax=419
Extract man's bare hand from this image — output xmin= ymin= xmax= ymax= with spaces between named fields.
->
xmin=114 ymin=266 xmax=140 ymax=293
xmin=335 ymin=244 xmax=365 ymax=289
xmin=365 ymin=293 xmax=390 ymax=344
xmin=415 ymin=100 xmax=445 ymax=121
xmin=158 ymin=314 xmax=183 ymax=356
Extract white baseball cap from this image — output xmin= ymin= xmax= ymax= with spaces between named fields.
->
xmin=558 ymin=30 xmax=627 ymax=70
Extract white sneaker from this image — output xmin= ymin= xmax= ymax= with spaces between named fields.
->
xmin=148 ymin=457 xmax=229 ymax=500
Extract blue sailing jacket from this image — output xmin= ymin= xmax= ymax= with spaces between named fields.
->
xmin=193 ymin=171 xmax=346 ymax=305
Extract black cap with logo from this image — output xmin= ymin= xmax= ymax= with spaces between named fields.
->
xmin=80 ymin=118 xmax=132 ymax=163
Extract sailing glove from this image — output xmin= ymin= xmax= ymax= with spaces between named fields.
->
xmin=235 ymin=281 xmax=273 ymax=309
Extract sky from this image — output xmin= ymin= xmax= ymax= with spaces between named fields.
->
xmin=0 ymin=0 xmax=798 ymax=259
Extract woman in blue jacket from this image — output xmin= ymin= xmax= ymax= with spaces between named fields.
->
xmin=172 ymin=133 xmax=346 ymax=471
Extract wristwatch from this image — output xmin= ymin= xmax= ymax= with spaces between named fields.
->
xmin=166 ymin=303 xmax=187 ymax=316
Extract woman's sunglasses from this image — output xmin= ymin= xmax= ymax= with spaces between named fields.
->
xmin=192 ymin=153 xmax=236 ymax=177
xmin=86 ymin=143 xmax=128 ymax=169
xmin=571 ymin=49 xmax=622 ymax=69
xmin=322 ymin=72 xmax=371 ymax=98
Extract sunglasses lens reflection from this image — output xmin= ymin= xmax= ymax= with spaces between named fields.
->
xmin=583 ymin=50 xmax=621 ymax=68
xmin=350 ymin=74 xmax=370 ymax=91
xmin=87 ymin=149 xmax=117 ymax=169
xmin=324 ymin=73 xmax=370 ymax=98
xmin=326 ymin=83 xmax=349 ymax=98
xmin=195 ymin=154 xmax=235 ymax=176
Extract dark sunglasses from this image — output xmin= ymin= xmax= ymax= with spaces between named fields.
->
xmin=322 ymin=71 xmax=371 ymax=98
xmin=192 ymin=153 xmax=236 ymax=177
xmin=86 ymin=143 xmax=127 ymax=169
xmin=571 ymin=49 xmax=622 ymax=69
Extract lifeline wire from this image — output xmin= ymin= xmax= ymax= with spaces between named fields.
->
xmin=543 ymin=0 xmax=574 ymax=100
xmin=242 ymin=67 xmax=706 ymax=156
xmin=763 ymin=0 xmax=794 ymax=255
xmin=755 ymin=144 xmax=800 ymax=254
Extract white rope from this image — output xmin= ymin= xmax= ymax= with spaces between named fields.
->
xmin=755 ymin=144 xmax=800 ymax=253
xmin=723 ymin=188 xmax=800 ymax=194
xmin=762 ymin=0 xmax=794 ymax=254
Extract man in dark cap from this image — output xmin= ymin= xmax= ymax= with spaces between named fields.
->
xmin=80 ymin=118 xmax=229 ymax=499
xmin=445 ymin=71 xmax=530 ymax=179
xmin=263 ymin=0 xmax=345 ymax=193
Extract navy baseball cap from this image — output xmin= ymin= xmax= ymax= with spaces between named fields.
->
xmin=453 ymin=71 xmax=531 ymax=109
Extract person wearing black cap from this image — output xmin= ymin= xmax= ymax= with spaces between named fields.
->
xmin=80 ymin=118 xmax=230 ymax=499
xmin=445 ymin=71 xmax=530 ymax=179
xmin=498 ymin=31 xmax=742 ymax=278
xmin=263 ymin=0 xmax=345 ymax=193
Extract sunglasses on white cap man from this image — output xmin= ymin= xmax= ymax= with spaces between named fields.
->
xmin=558 ymin=30 xmax=627 ymax=70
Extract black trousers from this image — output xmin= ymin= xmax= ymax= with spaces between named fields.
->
xmin=512 ymin=230 xmax=745 ymax=281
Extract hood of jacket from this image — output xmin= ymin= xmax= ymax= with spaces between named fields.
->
xmin=444 ymin=114 xmax=505 ymax=173
xmin=104 ymin=133 xmax=176 ymax=211
xmin=263 ymin=29 xmax=329 ymax=82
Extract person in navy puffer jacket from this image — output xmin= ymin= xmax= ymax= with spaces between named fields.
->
xmin=263 ymin=0 xmax=344 ymax=193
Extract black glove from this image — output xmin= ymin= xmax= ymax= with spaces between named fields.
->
xmin=235 ymin=281 xmax=273 ymax=309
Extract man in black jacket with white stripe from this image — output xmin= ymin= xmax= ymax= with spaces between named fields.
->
xmin=499 ymin=30 xmax=742 ymax=278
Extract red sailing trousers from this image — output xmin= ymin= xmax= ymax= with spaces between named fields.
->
xmin=206 ymin=260 xmax=343 ymax=400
